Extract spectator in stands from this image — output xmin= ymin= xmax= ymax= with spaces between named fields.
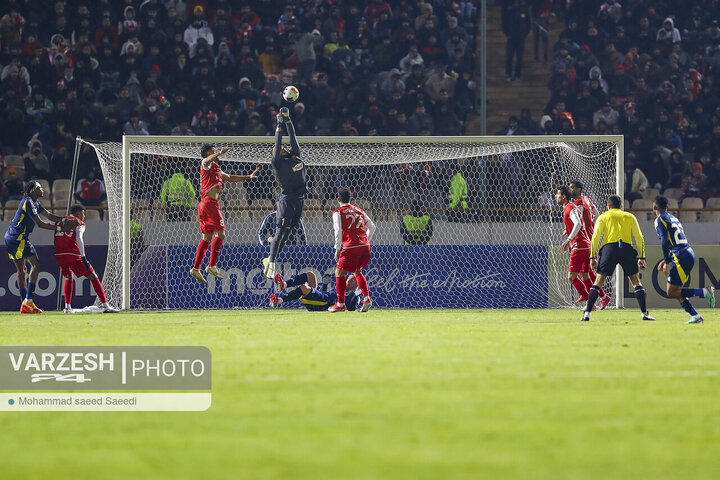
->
xmin=624 ymin=152 xmax=648 ymax=203
xmin=184 ymin=6 xmax=214 ymax=55
xmin=23 ymin=135 xmax=50 ymax=181
xmin=518 ymin=107 xmax=542 ymax=134
xmin=707 ymin=158 xmax=720 ymax=196
xmin=293 ymin=29 xmax=323 ymax=87
xmin=667 ymin=149 xmax=690 ymax=189
xmin=399 ymin=45 xmax=424 ymax=74
xmin=681 ymin=163 xmax=708 ymax=199
xmin=4 ymin=168 xmax=24 ymax=201
xmin=75 ymin=169 xmax=107 ymax=215
xmin=495 ymin=116 xmax=526 ymax=136
xmin=644 ymin=152 xmax=669 ymax=191
xmin=124 ymin=114 xmax=149 ymax=135
xmin=657 ymin=18 xmax=681 ymax=43
xmin=409 ymin=103 xmax=434 ymax=135
xmin=502 ymin=0 xmax=531 ymax=82
xmin=593 ymin=102 xmax=619 ymax=129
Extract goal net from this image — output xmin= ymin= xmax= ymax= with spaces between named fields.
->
xmin=87 ymin=135 xmax=622 ymax=310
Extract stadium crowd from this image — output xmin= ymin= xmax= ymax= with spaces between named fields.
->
xmin=1 ymin=0 xmax=718 ymax=219
xmin=516 ymin=0 xmax=720 ymax=202
xmin=0 ymin=0 xmax=478 ymax=207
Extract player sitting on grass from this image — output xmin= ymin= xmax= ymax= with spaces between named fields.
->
xmin=55 ymin=205 xmax=117 ymax=313
xmin=653 ymin=195 xmax=715 ymax=324
xmin=270 ymin=271 xmax=362 ymax=311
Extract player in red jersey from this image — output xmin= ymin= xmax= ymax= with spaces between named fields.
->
xmin=328 ymin=188 xmax=376 ymax=312
xmin=190 ymin=145 xmax=259 ymax=284
xmin=55 ymin=205 xmax=116 ymax=313
xmin=569 ymin=181 xmax=610 ymax=307
xmin=556 ymin=186 xmax=610 ymax=310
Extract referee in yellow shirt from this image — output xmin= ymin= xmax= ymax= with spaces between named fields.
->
xmin=583 ymin=194 xmax=655 ymax=321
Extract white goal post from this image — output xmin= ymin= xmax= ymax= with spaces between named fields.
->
xmin=84 ymin=135 xmax=624 ymax=311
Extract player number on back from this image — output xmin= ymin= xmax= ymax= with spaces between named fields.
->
xmin=345 ymin=213 xmax=363 ymax=229
xmin=671 ymin=221 xmax=688 ymax=245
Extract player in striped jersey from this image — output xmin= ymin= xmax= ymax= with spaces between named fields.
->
xmin=653 ymin=196 xmax=715 ymax=324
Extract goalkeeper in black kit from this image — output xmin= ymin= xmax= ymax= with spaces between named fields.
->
xmin=263 ymin=107 xmax=308 ymax=279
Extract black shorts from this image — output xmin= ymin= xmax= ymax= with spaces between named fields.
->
xmin=277 ymin=195 xmax=304 ymax=230
xmin=597 ymin=242 xmax=639 ymax=277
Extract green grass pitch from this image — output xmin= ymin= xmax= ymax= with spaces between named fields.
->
xmin=1 ymin=308 xmax=718 ymax=480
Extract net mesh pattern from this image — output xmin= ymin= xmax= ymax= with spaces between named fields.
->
xmin=88 ymin=136 xmax=619 ymax=310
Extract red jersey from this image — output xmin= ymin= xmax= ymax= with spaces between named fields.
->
xmin=54 ymin=215 xmax=86 ymax=257
xmin=563 ymin=203 xmax=590 ymax=250
xmin=332 ymin=203 xmax=375 ymax=250
xmin=201 ymin=160 xmax=223 ymax=198
xmin=573 ymin=195 xmax=597 ymax=236
xmin=76 ymin=178 xmax=106 ymax=200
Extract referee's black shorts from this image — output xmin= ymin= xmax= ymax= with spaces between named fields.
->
xmin=597 ymin=242 xmax=639 ymax=276
xmin=277 ymin=194 xmax=305 ymax=229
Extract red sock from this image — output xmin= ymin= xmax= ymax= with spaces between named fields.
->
xmin=335 ymin=276 xmax=347 ymax=306
xmin=63 ymin=278 xmax=73 ymax=304
xmin=572 ymin=277 xmax=589 ymax=300
xmin=587 ymin=272 xmax=606 ymax=297
xmin=91 ymin=276 xmax=107 ymax=304
xmin=355 ymin=273 xmax=369 ymax=299
xmin=209 ymin=237 xmax=223 ymax=267
xmin=193 ymin=240 xmax=210 ymax=269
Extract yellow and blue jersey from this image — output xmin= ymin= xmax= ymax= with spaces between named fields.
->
xmin=655 ymin=211 xmax=695 ymax=285
xmin=4 ymin=197 xmax=45 ymax=261
xmin=5 ymin=197 xmax=45 ymax=240
xmin=655 ymin=211 xmax=690 ymax=263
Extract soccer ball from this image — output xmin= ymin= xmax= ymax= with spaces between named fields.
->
xmin=283 ymin=85 xmax=299 ymax=102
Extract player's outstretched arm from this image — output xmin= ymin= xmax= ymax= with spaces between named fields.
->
xmin=221 ymin=166 xmax=261 ymax=183
xmin=286 ymin=116 xmax=300 ymax=155
xmin=40 ymin=210 xmax=65 ymax=223
xmin=32 ymin=215 xmax=62 ymax=231
xmin=272 ymin=123 xmax=283 ymax=163
xmin=202 ymin=146 xmax=229 ymax=168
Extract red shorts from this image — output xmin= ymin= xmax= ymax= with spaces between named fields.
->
xmin=198 ymin=197 xmax=224 ymax=233
xmin=337 ymin=245 xmax=371 ymax=272
xmin=568 ymin=248 xmax=591 ymax=273
xmin=56 ymin=255 xmax=94 ymax=278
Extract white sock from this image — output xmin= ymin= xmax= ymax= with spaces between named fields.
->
xmin=363 ymin=296 xmax=370 ymax=301
xmin=65 ymin=303 xmax=71 ymax=309
xmin=277 ymin=297 xmax=284 ymax=305
xmin=337 ymin=302 xmax=345 ymax=307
